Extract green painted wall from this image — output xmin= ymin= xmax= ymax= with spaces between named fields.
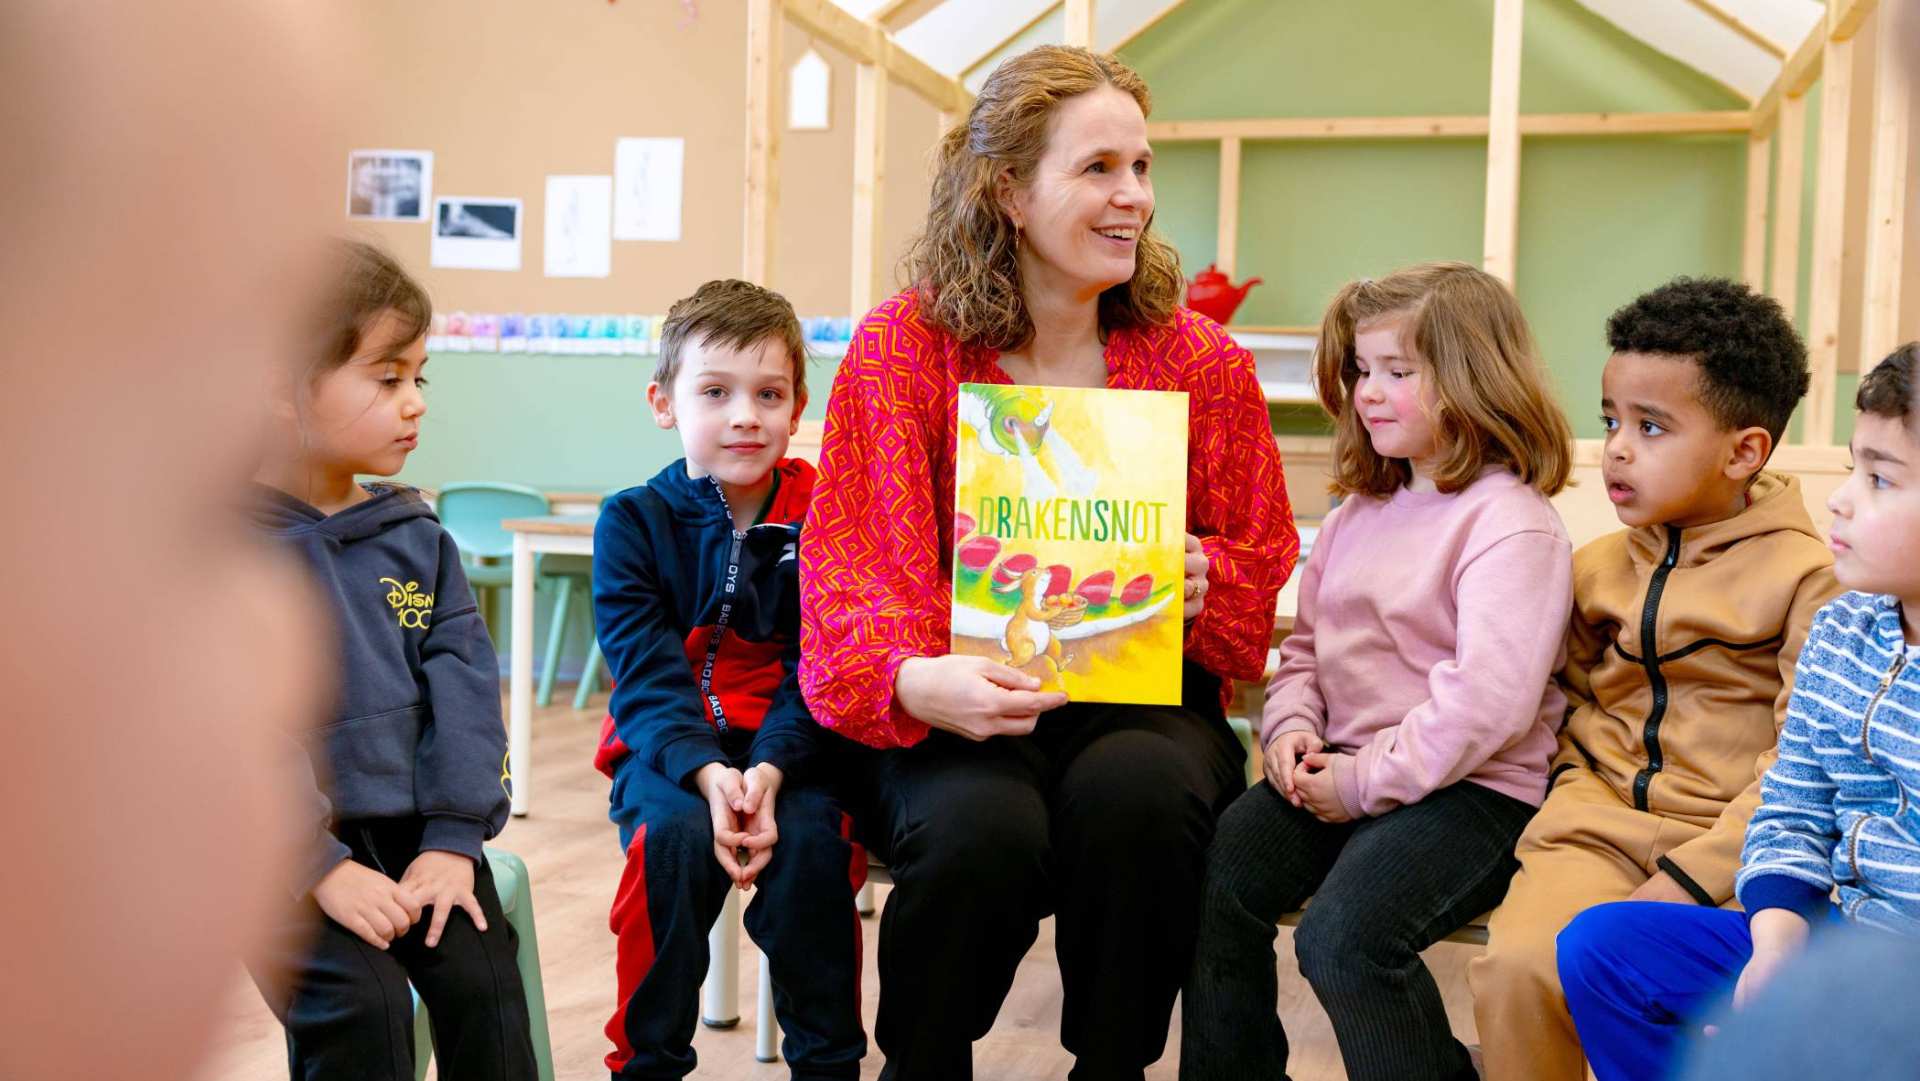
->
xmin=396 ymin=350 xmax=834 ymax=491
xmin=1125 ymin=0 xmax=1750 ymax=440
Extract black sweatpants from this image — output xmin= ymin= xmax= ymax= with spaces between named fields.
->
xmin=1180 ymin=778 xmax=1534 ymax=1081
xmin=840 ymin=663 xmax=1245 ymax=1081
xmin=247 ymin=817 xmax=537 ymax=1081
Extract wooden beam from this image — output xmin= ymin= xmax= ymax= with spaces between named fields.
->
xmin=1742 ymin=129 xmax=1772 ymax=287
xmin=851 ymin=61 xmax=889 ymax=316
xmin=1804 ymin=34 xmax=1856 ymax=444
xmin=1521 ymin=111 xmax=1751 ymax=135
xmin=781 ymin=0 xmax=971 ymax=113
xmin=1149 ymin=116 xmax=1490 ymax=140
xmin=1768 ymin=93 xmax=1807 ymax=320
xmin=1216 ymin=136 xmax=1241 ymax=278
xmin=1112 ymin=0 xmax=1190 ymax=52
xmin=744 ymin=0 xmax=781 ymax=285
xmin=871 ymin=0 xmax=940 ymax=30
xmin=1862 ymin=6 xmax=1909 ymax=372
xmin=1065 ymin=0 xmax=1094 ymax=48
xmin=1755 ymin=23 xmax=1828 ymax=132
xmin=1829 ymin=0 xmax=1881 ymax=42
xmin=1683 ymin=0 xmax=1787 ymax=58
xmin=1144 ymin=111 xmax=1746 ymax=142
xmin=1483 ymin=0 xmax=1523 ymax=284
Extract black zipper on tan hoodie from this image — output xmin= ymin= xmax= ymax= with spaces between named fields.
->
xmin=1632 ymin=526 xmax=1683 ymax=812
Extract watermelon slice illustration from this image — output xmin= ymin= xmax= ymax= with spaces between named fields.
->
xmin=954 ymin=512 xmax=975 ymax=545
xmin=1119 ymin=574 xmax=1155 ymax=606
xmin=992 ymin=553 xmax=1038 ymax=590
xmin=1041 ymin=564 xmax=1071 ymax=598
xmin=1074 ymin=570 xmax=1115 ymax=606
xmin=956 ymin=534 xmax=1000 ymax=573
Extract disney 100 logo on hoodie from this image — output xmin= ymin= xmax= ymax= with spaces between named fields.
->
xmin=381 ymin=577 xmax=435 ymax=629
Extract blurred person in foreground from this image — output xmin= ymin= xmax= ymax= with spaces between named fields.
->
xmin=0 ymin=3 xmax=366 ymax=1079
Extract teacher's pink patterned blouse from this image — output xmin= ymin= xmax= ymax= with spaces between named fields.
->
xmin=799 ymin=289 xmax=1300 ymax=749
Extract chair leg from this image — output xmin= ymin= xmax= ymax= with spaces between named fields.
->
xmin=485 ymin=849 xmax=556 ymax=1081
xmin=572 ymin=638 xmax=604 ymax=711
xmin=856 ymin=880 xmax=876 ymax=917
xmin=1228 ymin=715 xmax=1258 ymax=788
xmin=702 ymin=887 xmax=742 ymax=1028
xmin=755 ymin=945 xmax=778 ymax=1063
xmin=411 ymin=988 xmax=431 ymax=1081
xmin=537 ymin=576 xmax=572 ymax=708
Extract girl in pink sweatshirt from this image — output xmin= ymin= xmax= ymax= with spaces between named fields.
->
xmin=1182 ymin=262 xmax=1574 ymax=1081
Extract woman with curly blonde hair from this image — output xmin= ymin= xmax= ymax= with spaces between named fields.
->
xmin=799 ymin=44 xmax=1300 ymax=1079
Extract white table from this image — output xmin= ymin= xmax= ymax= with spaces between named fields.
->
xmin=502 ymin=514 xmax=596 ymax=815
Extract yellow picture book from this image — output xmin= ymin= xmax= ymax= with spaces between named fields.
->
xmin=951 ymin=382 xmax=1189 ymax=706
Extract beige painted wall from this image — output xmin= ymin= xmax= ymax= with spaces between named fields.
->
xmin=337 ymin=0 xmax=938 ymax=317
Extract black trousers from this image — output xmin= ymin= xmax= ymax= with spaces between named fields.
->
xmin=1180 ymin=779 xmax=1534 ymax=1081
xmin=840 ymin=663 xmax=1245 ymax=1081
xmin=247 ymin=818 xmax=537 ymax=1081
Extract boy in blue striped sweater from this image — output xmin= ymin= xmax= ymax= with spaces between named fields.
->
xmin=1554 ymin=344 xmax=1920 ymax=1081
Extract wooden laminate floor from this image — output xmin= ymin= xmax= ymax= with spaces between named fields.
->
xmin=194 ymin=688 xmax=1483 ymax=1081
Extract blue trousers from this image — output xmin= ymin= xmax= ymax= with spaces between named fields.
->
xmin=1556 ymin=901 xmax=1845 ymax=1081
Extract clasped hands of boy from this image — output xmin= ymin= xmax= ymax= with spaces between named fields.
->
xmin=695 ymin=760 xmax=783 ymax=889
xmin=311 ymin=850 xmax=490 ymax=951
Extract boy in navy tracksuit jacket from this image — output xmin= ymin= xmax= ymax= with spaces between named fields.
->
xmin=592 ymin=280 xmax=864 ymax=1081
xmin=249 ymin=241 xmax=534 ymax=1081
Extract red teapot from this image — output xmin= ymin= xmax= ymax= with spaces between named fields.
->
xmin=1185 ymin=263 xmax=1263 ymax=325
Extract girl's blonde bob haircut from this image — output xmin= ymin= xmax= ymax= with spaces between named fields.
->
xmin=1314 ymin=261 xmax=1572 ymax=499
xmin=902 ymin=45 xmax=1183 ymax=350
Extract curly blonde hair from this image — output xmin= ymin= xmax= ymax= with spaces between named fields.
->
xmin=1313 ymin=262 xmax=1573 ymax=499
xmin=903 ymin=45 xmax=1183 ymax=351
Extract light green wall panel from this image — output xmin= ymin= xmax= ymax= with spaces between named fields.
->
xmin=1122 ymin=0 xmax=1497 ymax=118
xmin=1121 ymin=0 xmax=1740 ymax=120
xmin=1834 ymin=372 xmax=1861 ymax=445
xmin=1516 ymin=136 xmax=1746 ymax=437
xmin=1148 ymin=142 xmax=1222 ymax=273
xmin=1231 ymin=140 xmax=1488 ymax=327
xmin=395 ymin=351 xmax=834 ymax=491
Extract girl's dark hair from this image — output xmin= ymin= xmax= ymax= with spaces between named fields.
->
xmin=312 ymin=240 xmax=432 ymax=379
xmin=1858 ymin=343 xmax=1918 ymax=422
xmin=1604 ymin=277 xmax=1808 ymax=445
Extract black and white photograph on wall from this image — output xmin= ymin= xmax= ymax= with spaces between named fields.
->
xmin=431 ymin=196 xmax=523 ymax=271
xmin=346 ymin=149 xmax=433 ymax=220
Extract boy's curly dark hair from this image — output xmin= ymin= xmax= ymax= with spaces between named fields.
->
xmin=1857 ymin=342 xmax=1918 ymax=421
xmin=1605 ymin=277 xmax=1809 ymax=445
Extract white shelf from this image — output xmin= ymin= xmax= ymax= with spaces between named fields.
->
xmin=1262 ymin=380 xmax=1318 ymax=406
xmin=1234 ymin=332 xmax=1317 ymax=352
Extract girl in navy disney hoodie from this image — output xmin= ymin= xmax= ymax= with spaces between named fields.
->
xmin=248 ymin=241 xmax=534 ymax=1081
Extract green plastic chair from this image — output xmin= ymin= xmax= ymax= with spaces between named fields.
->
xmin=434 ymin=482 xmax=589 ymax=707
xmin=410 ymin=847 xmax=555 ymax=1081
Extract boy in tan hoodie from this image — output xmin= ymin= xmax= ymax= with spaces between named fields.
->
xmin=1469 ymin=277 xmax=1841 ymax=1081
